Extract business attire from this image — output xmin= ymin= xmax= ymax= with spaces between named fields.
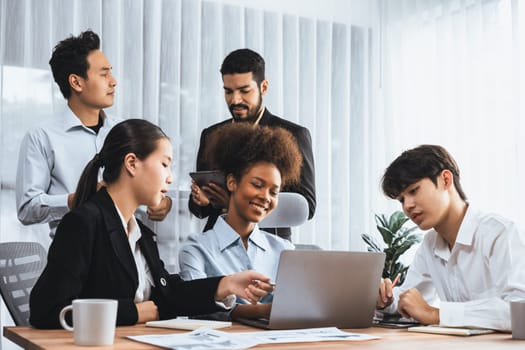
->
xmin=16 ymin=108 xmax=119 ymax=235
xmin=189 ymin=108 xmax=316 ymax=240
xmin=385 ymin=205 xmax=525 ymax=331
xmin=29 ymin=188 xmax=226 ymax=329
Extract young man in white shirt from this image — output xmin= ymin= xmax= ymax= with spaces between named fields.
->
xmin=377 ymin=144 xmax=525 ymax=331
xmin=16 ymin=30 xmax=171 ymax=237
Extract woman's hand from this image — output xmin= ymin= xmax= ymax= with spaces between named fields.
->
xmin=135 ymin=301 xmax=159 ymax=324
xmin=215 ymin=270 xmax=273 ymax=304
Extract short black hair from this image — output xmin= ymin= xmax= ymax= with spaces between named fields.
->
xmin=382 ymin=144 xmax=467 ymax=200
xmin=49 ymin=30 xmax=100 ymax=99
xmin=220 ymin=48 xmax=265 ymax=85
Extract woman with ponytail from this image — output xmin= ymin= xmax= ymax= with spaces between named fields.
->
xmin=29 ymin=119 xmax=272 ymax=329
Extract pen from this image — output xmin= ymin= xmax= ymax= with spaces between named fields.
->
xmin=391 ymin=273 xmax=401 ymax=288
xmin=252 ymin=280 xmax=276 ymax=287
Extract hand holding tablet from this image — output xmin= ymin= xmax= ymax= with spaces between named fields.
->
xmin=189 ymin=170 xmax=226 ymax=189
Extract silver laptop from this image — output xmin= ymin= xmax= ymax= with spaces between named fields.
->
xmin=237 ymin=250 xmax=385 ymax=329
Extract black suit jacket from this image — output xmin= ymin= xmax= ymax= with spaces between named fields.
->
xmin=189 ymin=108 xmax=316 ymax=240
xmin=30 ymin=188 xmax=224 ymax=329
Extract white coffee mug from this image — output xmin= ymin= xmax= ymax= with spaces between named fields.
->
xmin=511 ymin=300 xmax=525 ymax=340
xmin=59 ymin=299 xmax=118 ymax=346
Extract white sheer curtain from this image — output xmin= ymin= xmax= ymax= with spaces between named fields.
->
xmin=372 ymin=0 xmax=525 ymax=227
xmin=0 ymin=0 xmax=372 ymax=255
xmin=0 ymin=2 xmax=372 ymax=338
xmin=3 ymin=0 xmax=525 ymax=344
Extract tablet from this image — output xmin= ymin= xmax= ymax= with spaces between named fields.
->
xmin=189 ymin=170 xmax=226 ymax=189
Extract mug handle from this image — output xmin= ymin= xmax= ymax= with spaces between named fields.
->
xmin=59 ymin=305 xmax=74 ymax=332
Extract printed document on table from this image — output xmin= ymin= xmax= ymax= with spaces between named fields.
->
xmin=238 ymin=327 xmax=379 ymax=343
xmin=128 ymin=328 xmax=259 ymax=350
xmin=128 ymin=327 xmax=378 ymax=349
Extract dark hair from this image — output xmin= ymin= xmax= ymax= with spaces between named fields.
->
xmin=49 ymin=30 xmax=100 ymax=99
xmin=204 ymin=123 xmax=302 ymax=188
xmin=382 ymin=144 xmax=467 ymax=201
xmin=220 ymin=48 xmax=265 ymax=85
xmin=72 ymin=119 xmax=168 ymax=209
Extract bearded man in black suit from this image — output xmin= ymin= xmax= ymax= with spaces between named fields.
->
xmin=189 ymin=49 xmax=316 ymax=241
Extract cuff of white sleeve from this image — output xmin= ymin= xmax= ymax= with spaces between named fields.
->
xmin=439 ymin=301 xmax=465 ymax=327
xmin=215 ymin=294 xmax=236 ymax=310
xmin=45 ymin=193 xmax=70 ymax=210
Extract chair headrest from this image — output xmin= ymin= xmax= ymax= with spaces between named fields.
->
xmin=259 ymin=192 xmax=309 ymax=228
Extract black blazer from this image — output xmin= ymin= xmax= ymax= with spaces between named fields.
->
xmin=189 ymin=108 xmax=316 ymax=240
xmin=30 ymin=188 xmax=224 ymax=329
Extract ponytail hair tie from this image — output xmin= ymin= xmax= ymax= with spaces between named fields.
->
xmin=94 ymin=153 xmax=104 ymax=167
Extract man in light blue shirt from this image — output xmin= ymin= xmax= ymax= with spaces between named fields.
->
xmin=16 ymin=30 xmax=171 ymax=236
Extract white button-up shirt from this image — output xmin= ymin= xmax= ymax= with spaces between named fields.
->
xmin=387 ymin=206 xmax=525 ymax=330
xmin=114 ymin=207 xmax=154 ymax=303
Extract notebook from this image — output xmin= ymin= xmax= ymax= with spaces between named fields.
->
xmin=408 ymin=325 xmax=495 ymax=336
xmin=146 ymin=318 xmax=232 ymax=330
xmin=237 ymin=250 xmax=385 ymax=330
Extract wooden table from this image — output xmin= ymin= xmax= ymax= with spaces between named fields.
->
xmin=4 ymin=323 xmax=525 ymax=349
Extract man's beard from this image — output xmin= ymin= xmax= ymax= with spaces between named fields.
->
xmin=229 ymin=95 xmax=263 ymax=123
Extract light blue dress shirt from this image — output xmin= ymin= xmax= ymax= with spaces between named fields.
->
xmin=15 ymin=107 xmax=120 ymax=232
xmin=179 ymin=215 xmax=294 ymax=303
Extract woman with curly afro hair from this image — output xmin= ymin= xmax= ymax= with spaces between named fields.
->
xmin=179 ymin=123 xmax=302 ymax=320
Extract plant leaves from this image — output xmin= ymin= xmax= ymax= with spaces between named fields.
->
xmin=367 ymin=211 xmax=422 ymax=287
xmin=375 ymin=213 xmax=389 ymax=228
xmin=376 ymin=226 xmax=394 ymax=245
xmin=361 ymin=234 xmax=382 ymax=252
xmin=389 ymin=211 xmax=410 ymax=233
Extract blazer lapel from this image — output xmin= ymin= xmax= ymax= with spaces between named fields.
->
xmin=95 ymin=189 xmax=138 ymax=284
xmin=137 ymin=222 xmax=161 ymax=280
xmin=258 ymin=108 xmax=274 ymax=126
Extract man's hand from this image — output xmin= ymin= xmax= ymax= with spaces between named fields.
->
xmin=202 ymin=183 xmax=229 ymax=210
xmin=147 ymin=195 xmax=172 ymax=221
xmin=191 ymin=182 xmax=210 ymax=207
xmin=377 ymin=277 xmax=395 ymax=309
xmin=68 ymin=181 xmax=106 ymax=209
xmin=397 ymin=288 xmax=439 ymax=325
xmin=67 ymin=193 xmax=75 ymax=209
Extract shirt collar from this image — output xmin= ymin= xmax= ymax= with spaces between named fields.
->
xmin=252 ymin=106 xmax=265 ymax=126
xmin=114 ymin=204 xmax=141 ymax=245
xmin=454 ymin=203 xmax=477 ymax=247
xmin=61 ymin=107 xmax=107 ymax=132
xmin=433 ymin=203 xmax=475 ymax=260
xmin=215 ymin=215 xmax=269 ymax=252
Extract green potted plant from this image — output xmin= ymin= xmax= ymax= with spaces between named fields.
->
xmin=361 ymin=211 xmax=422 ymax=286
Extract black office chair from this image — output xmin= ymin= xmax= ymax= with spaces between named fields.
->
xmin=0 ymin=242 xmax=47 ymax=326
